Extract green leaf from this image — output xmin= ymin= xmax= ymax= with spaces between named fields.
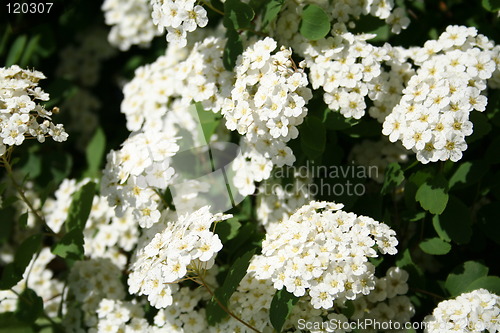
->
xmin=65 ymin=182 xmax=95 ymax=232
xmin=300 ymin=116 xmax=326 ymax=160
xmin=0 ymin=312 xmax=34 ymax=333
xmin=223 ymin=29 xmax=243 ymax=71
xmin=0 ymin=235 xmax=42 ymax=289
xmin=18 ymin=212 xmax=29 ymax=229
xmin=323 ymin=110 xmax=359 ymax=130
xmin=269 ymin=289 xmax=300 ymax=332
xmin=14 ymin=235 xmax=42 ymax=276
xmin=205 ymin=290 xmax=228 ymax=325
xmin=464 ymin=276 xmax=500 ymax=294
xmin=478 ymin=203 xmax=500 ymax=245
xmin=19 ymin=34 xmax=41 ymax=67
xmin=485 ymin=137 xmax=500 ymax=165
xmin=6 ymin=35 xmax=27 ymax=67
xmin=352 ymin=15 xmax=390 ymax=42
xmin=419 ymin=238 xmax=451 ymax=255
xmin=415 ymin=174 xmax=448 ymax=215
xmin=195 ymin=103 xmax=221 ymax=144
xmin=381 ymin=163 xmax=404 ymax=195
xmin=206 ymin=249 xmax=255 ymax=325
xmin=448 ymin=161 xmax=488 ymax=190
xmin=15 ymin=289 xmax=43 ymax=324
xmin=299 ymin=4 xmax=331 ymax=40
xmin=217 ymin=249 xmax=255 ymax=303
xmin=431 ymin=196 xmax=472 ymax=244
xmin=261 ymin=0 xmax=285 ymax=28
xmin=84 ymin=128 xmax=106 ymax=178
xmin=467 ymin=112 xmax=491 ymax=143
xmin=51 ymin=228 xmax=85 ymax=261
xmin=223 ymin=0 xmax=255 ymax=30
xmin=215 ymin=217 xmax=241 ymax=243
xmin=395 ymin=248 xmax=423 ymax=287
xmin=445 ymin=261 xmax=489 ymax=297
xmin=482 ymin=0 xmax=500 ymax=11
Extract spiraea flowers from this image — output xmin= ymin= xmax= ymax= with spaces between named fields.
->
xmin=0 ymin=65 xmax=68 ymax=156
xmin=423 ymin=289 xmax=500 ymax=332
xmin=150 ymin=0 xmax=209 ymax=48
xmin=127 ymin=206 xmax=231 ymax=308
xmin=383 ymin=26 xmax=496 ymax=163
xmin=249 ymin=201 xmax=398 ymax=309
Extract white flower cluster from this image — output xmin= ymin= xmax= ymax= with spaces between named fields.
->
xmin=43 ymin=178 xmax=139 ymax=269
xmin=101 ymin=131 xmax=179 ymax=228
xmin=295 ymin=28 xmax=411 ymax=121
xmin=274 ymin=0 xmax=409 ymax=46
xmin=424 ymin=289 xmax=500 ymax=332
xmin=128 ymin=206 xmax=231 ymax=308
xmin=151 ymin=0 xmax=209 ymax=47
xmin=250 ymin=201 xmax=398 ymax=309
xmin=350 ymin=267 xmax=415 ymax=330
xmin=349 ymin=138 xmax=410 ymax=183
xmin=102 ymin=0 xmax=161 ymax=51
xmin=94 ymin=299 xmax=153 ymax=332
xmin=63 ymin=258 xmax=126 ymax=331
xmin=153 ymin=285 xmax=212 ymax=332
xmin=121 ymin=34 xmax=230 ymax=132
xmin=0 ymin=65 xmax=68 ymax=156
xmin=0 ymin=248 xmax=63 ymax=317
xmin=221 ymin=37 xmax=312 ymax=195
xmin=383 ymin=26 xmax=497 ymax=163
xmin=256 ymin=173 xmax=314 ymax=229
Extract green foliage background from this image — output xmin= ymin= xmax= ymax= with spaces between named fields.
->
xmin=0 ymin=0 xmax=499 ymax=332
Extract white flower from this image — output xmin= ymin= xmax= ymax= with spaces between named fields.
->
xmin=250 ymin=201 xmax=399 ymax=309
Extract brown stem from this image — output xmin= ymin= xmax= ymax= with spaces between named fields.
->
xmin=1 ymin=155 xmax=55 ymax=235
xmin=411 ymin=287 xmax=446 ymax=300
xmin=197 ymin=274 xmax=262 ymax=333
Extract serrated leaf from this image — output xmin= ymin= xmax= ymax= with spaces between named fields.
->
xmin=300 ymin=116 xmax=326 ymax=160
xmin=445 ymin=261 xmax=489 ymax=297
xmin=223 ymin=0 xmax=255 ymax=30
xmin=432 ymin=196 xmax=472 ymax=244
xmin=269 ymin=289 xmax=300 ymax=332
xmin=419 ymin=237 xmax=451 ymax=255
xmin=51 ymin=228 xmax=85 ymax=261
xmin=65 ymin=182 xmax=95 ymax=232
xmin=15 ymin=289 xmax=43 ymax=324
xmin=84 ymin=128 xmax=106 ymax=178
xmin=223 ymin=29 xmax=243 ymax=71
xmin=381 ymin=162 xmax=404 ymax=195
xmin=415 ymin=174 xmax=448 ymax=215
xmin=299 ymin=4 xmax=331 ymax=40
